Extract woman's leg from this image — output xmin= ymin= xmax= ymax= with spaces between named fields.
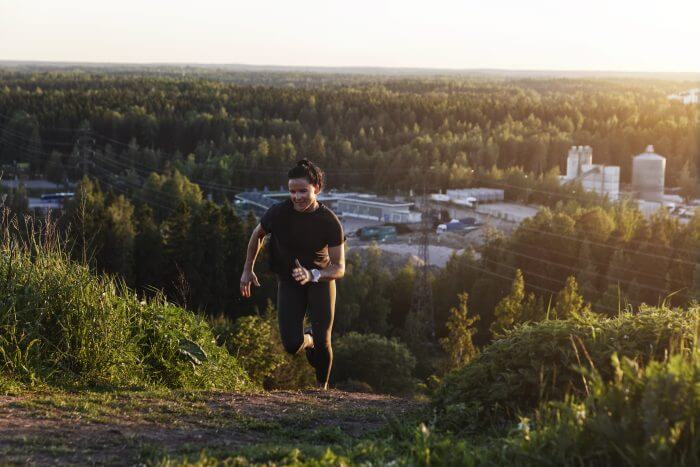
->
xmin=277 ymin=279 xmax=311 ymax=355
xmin=307 ymin=280 xmax=336 ymax=388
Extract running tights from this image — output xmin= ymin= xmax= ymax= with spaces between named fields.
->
xmin=276 ymin=279 xmax=336 ymax=386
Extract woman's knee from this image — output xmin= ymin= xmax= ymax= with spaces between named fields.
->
xmin=281 ymin=337 xmax=304 ymax=355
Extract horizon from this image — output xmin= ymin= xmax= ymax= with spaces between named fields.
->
xmin=3 ymin=60 xmax=700 ymax=81
xmin=1 ymin=0 xmax=699 ymax=74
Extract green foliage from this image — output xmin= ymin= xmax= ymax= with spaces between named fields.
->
xmin=432 ymin=249 xmax=478 ymax=339
xmin=498 ymin=353 xmax=700 ymax=466
xmin=333 ymin=332 xmax=417 ymax=394
xmin=439 ymin=293 xmax=479 ymax=373
xmin=0 ymin=221 xmax=250 ymax=390
xmin=491 ymin=269 xmax=538 ymax=336
xmin=335 ymin=246 xmax=392 ymax=336
xmin=552 ymin=275 xmax=590 ymax=319
xmin=433 ymin=307 xmax=698 ymax=432
xmin=209 ymin=313 xmax=284 ymax=384
xmin=209 ymin=302 xmax=314 ymax=390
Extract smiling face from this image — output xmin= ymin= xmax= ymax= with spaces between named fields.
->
xmin=288 ymin=177 xmax=320 ymax=212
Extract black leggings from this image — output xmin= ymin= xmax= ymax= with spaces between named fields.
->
xmin=277 ymin=278 xmax=336 ymax=385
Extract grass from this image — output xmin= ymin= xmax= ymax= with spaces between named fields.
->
xmin=432 ymin=306 xmax=699 ymax=433
xmin=0 ymin=214 xmax=251 ymax=392
xmin=0 ymin=388 xmax=426 ymax=466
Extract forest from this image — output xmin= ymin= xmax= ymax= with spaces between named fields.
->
xmin=1 ymin=68 xmax=700 ymax=464
xmin=0 ymin=71 xmax=698 ymax=194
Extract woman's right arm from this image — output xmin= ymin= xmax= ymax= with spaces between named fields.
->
xmin=240 ymin=223 xmax=267 ymax=298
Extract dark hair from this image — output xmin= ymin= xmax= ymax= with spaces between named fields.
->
xmin=287 ymin=159 xmax=324 ymax=191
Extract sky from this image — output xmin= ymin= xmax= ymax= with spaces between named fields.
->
xmin=0 ymin=0 xmax=698 ymax=72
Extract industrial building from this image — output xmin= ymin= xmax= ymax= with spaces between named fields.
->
xmin=632 ymin=145 xmax=666 ymax=202
xmin=234 ymin=188 xmax=362 ymax=216
xmin=336 ymin=195 xmax=421 ymax=223
xmin=668 ymin=89 xmax=700 ymax=105
xmin=430 ymin=188 xmax=505 ymax=206
xmin=234 ymin=189 xmax=421 ymax=223
xmin=563 ymin=145 xmax=620 ymax=200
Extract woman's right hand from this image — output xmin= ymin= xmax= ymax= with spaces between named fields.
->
xmin=240 ymin=269 xmax=261 ymax=298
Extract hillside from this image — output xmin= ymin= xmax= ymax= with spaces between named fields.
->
xmin=0 ymin=389 xmax=424 ymax=465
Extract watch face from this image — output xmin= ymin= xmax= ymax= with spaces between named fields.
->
xmin=312 ymin=269 xmax=320 ymax=281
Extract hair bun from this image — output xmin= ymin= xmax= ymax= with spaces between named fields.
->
xmin=288 ymin=159 xmax=324 ymax=191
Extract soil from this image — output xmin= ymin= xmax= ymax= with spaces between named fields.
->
xmin=0 ymin=389 xmax=425 ymax=466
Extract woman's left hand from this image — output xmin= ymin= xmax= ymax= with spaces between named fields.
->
xmin=292 ymin=258 xmax=311 ymax=284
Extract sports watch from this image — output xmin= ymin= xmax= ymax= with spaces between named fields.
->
xmin=310 ymin=269 xmax=321 ymax=282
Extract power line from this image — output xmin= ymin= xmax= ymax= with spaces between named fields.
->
xmin=514 ymin=224 xmax=699 ymax=268
xmin=496 ymin=236 xmax=683 ymax=285
xmin=477 ymin=257 xmax=621 ymax=316
xmin=482 ymin=243 xmax=673 ymax=296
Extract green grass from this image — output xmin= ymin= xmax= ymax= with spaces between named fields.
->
xmin=0 ymin=217 xmax=252 ymax=392
xmin=433 ymin=306 xmax=699 ymax=433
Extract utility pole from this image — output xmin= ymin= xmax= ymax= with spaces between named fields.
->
xmin=75 ymin=133 xmax=95 ymax=179
xmin=405 ymin=172 xmax=436 ymax=351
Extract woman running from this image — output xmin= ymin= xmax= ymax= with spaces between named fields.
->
xmin=239 ymin=159 xmax=345 ymax=390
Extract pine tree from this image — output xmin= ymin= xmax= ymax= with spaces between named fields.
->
xmin=491 ymin=269 xmax=526 ymax=336
xmin=388 ymin=262 xmax=416 ymax=334
xmin=101 ymin=195 xmax=136 ymax=282
xmin=553 ymin=276 xmax=589 ymax=319
xmin=133 ymin=204 xmax=164 ymax=292
xmin=439 ymin=293 xmax=479 ymax=372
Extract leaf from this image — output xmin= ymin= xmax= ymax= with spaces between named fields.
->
xmin=178 ymin=339 xmax=208 ymax=365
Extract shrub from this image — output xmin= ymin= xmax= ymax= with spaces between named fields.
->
xmin=433 ymin=307 xmax=698 ymax=432
xmin=496 ymin=353 xmax=700 ymax=465
xmin=0 ymin=227 xmax=250 ymax=391
xmin=209 ymin=303 xmax=315 ymax=390
xmin=332 ymin=332 xmax=417 ymax=394
xmin=210 ymin=314 xmax=285 ymax=384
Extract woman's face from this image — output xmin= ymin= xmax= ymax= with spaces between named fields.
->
xmin=288 ymin=177 xmax=319 ymax=212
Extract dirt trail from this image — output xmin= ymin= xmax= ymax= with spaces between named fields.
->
xmin=0 ymin=389 xmax=425 ymax=465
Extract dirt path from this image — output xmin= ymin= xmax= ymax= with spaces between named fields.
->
xmin=0 ymin=389 xmax=425 ymax=465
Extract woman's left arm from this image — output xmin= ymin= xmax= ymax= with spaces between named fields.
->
xmin=319 ymin=245 xmax=345 ymax=281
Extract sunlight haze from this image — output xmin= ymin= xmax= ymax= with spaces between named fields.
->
xmin=0 ymin=0 xmax=698 ymax=72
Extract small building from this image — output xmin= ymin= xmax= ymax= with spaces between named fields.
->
xmin=444 ymin=188 xmax=505 ymax=204
xmin=562 ymin=145 xmax=620 ymax=200
xmin=233 ymin=190 xmax=281 ymax=217
xmin=336 ymin=195 xmax=421 ymax=223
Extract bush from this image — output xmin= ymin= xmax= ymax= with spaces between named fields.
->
xmin=210 ymin=313 xmax=285 ymax=384
xmin=496 ymin=353 xmax=700 ymax=465
xmin=209 ymin=303 xmax=315 ymax=390
xmin=332 ymin=332 xmax=417 ymax=394
xmin=433 ymin=307 xmax=698 ymax=432
xmin=0 ymin=229 xmax=250 ymax=391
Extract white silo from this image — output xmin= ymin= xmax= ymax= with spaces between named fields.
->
xmin=632 ymin=145 xmax=666 ymax=201
xmin=582 ymin=145 xmax=593 ymax=165
xmin=566 ymin=146 xmax=580 ymax=179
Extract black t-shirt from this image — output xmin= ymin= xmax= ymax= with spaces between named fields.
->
xmin=260 ymin=199 xmax=345 ymax=279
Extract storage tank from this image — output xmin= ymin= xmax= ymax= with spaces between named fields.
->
xmin=632 ymin=145 xmax=665 ymax=201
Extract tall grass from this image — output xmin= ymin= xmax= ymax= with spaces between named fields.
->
xmin=0 ymin=212 xmax=251 ymax=391
xmin=433 ymin=306 xmax=699 ymax=433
